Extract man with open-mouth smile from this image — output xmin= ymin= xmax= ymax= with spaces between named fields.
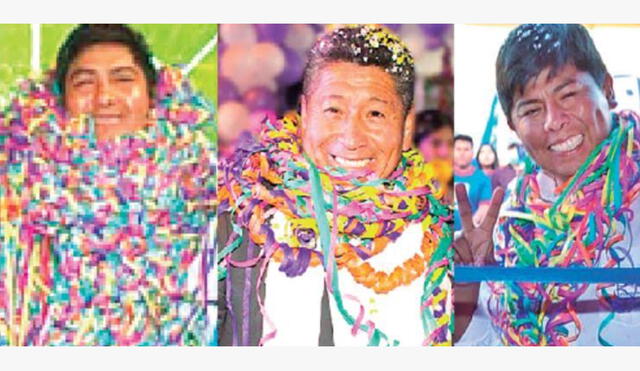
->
xmin=454 ymin=24 xmax=640 ymax=346
xmin=218 ymin=25 xmax=452 ymax=346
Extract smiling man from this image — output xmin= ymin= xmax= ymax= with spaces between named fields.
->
xmin=454 ymin=24 xmax=640 ymax=346
xmin=218 ymin=25 xmax=452 ymax=346
xmin=56 ymin=24 xmax=156 ymax=140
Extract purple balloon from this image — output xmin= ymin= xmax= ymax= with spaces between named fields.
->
xmin=218 ymin=77 xmax=240 ymax=103
xmin=243 ymin=86 xmax=278 ymax=111
xmin=277 ymin=47 xmax=305 ymax=86
xmin=419 ymin=24 xmax=450 ymax=38
xmin=255 ymin=24 xmax=289 ymax=44
xmin=309 ymin=24 xmax=325 ymax=33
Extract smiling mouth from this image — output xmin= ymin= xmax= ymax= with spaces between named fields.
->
xmin=331 ymin=155 xmax=373 ymax=168
xmin=94 ymin=114 xmax=122 ymax=123
xmin=549 ymin=134 xmax=584 ymax=152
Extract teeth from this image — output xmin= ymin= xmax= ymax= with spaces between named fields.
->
xmin=550 ymin=134 xmax=583 ymax=152
xmin=333 ymin=156 xmax=372 ymax=168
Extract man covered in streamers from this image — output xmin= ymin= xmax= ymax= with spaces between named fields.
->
xmin=454 ymin=24 xmax=640 ymax=346
xmin=0 ymin=24 xmax=217 ymax=345
xmin=218 ymin=25 xmax=452 ymax=346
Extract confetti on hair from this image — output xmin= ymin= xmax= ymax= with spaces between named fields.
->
xmin=0 ymin=66 xmax=217 ymax=345
xmin=218 ymin=113 xmax=452 ymax=346
xmin=488 ymin=111 xmax=640 ymax=346
xmin=311 ymin=25 xmax=414 ymax=84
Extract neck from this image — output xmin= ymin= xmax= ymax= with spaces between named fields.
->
xmin=541 ymin=169 xmax=571 ymax=190
xmin=454 ymin=163 xmax=475 ymax=176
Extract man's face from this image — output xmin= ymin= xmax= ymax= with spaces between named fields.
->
xmin=509 ymin=64 xmax=614 ymax=183
xmin=419 ymin=126 xmax=453 ymax=163
xmin=65 ymin=42 xmax=151 ymax=140
xmin=300 ymin=62 xmax=414 ymax=179
xmin=453 ymin=139 xmax=473 ymax=169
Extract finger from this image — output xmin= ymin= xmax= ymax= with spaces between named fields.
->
xmin=474 ymin=240 xmax=494 ymax=266
xmin=480 ymin=186 xmax=505 ymax=230
xmin=455 ymin=183 xmax=474 ymax=233
xmin=453 ymin=235 xmax=473 ymax=265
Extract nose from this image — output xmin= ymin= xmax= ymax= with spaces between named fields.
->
xmin=97 ymin=80 xmax=115 ymax=107
xmin=544 ymin=100 xmax=568 ymax=132
xmin=339 ymin=113 xmax=367 ymax=150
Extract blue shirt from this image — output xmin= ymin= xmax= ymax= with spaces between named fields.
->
xmin=453 ymin=166 xmax=492 ymax=231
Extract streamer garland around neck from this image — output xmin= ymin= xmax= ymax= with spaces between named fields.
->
xmin=0 ymin=66 xmax=217 ymax=345
xmin=218 ymin=113 xmax=452 ymax=345
xmin=489 ymin=111 xmax=640 ymax=346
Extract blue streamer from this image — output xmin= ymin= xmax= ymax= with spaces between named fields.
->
xmin=456 ymin=266 xmax=640 ymax=284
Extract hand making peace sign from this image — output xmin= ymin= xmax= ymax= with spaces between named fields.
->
xmin=453 ymin=183 xmax=505 ymax=266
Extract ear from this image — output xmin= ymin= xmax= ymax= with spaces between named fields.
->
xmin=402 ymin=108 xmax=416 ymax=151
xmin=299 ymin=94 xmax=309 ymax=135
xmin=603 ymin=73 xmax=617 ymax=109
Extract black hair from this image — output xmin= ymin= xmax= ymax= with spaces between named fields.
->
xmin=454 ymin=134 xmax=473 ymax=146
xmin=414 ymin=109 xmax=453 ymax=144
xmin=55 ymin=24 xmax=157 ymax=104
xmin=303 ymin=25 xmax=415 ymax=116
xmin=496 ymin=24 xmax=608 ymax=124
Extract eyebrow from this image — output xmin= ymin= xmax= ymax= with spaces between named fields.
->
xmin=110 ymin=66 xmax=138 ymax=75
xmin=323 ymin=95 xmax=390 ymax=105
xmin=68 ymin=68 xmax=96 ymax=80
xmin=369 ymin=97 xmax=390 ymax=105
xmin=68 ymin=65 xmax=138 ymax=79
xmin=552 ymin=78 xmax=578 ymax=93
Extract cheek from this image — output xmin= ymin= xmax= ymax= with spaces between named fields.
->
xmin=66 ymin=92 xmax=94 ymax=116
xmin=419 ymin=140 xmax=431 ymax=154
xmin=124 ymin=85 xmax=150 ymax=116
xmin=372 ymin=126 xmax=402 ymax=151
xmin=515 ymin=126 xmax=543 ymax=154
xmin=301 ymin=121 xmax=330 ymax=154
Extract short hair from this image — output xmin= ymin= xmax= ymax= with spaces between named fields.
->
xmin=414 ymin=109 xmax=453 ymax=144
xmin=302 ymin=25 xmax=415 ymax=116
xmin=55 ymin=24 xmax=157 ymax=105
xmin=454 ymin=134 xmax=473 ymax=146
xmin=496 ymin=24 xmax=608 ymax=123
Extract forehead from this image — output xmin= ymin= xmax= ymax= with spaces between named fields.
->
xmin=430 ymin=126 xmax=453 ymax=138
xmin=454 ymin=140 xmax=472 ymax=148
xmin=306 ymin=62 xmax=401 ymax=101
xmin=517 ymin=64 xmax=597 ymax=98
xmin=68 ymin=42 xmax=138 ymax=72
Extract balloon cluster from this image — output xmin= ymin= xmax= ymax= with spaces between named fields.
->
xmin=218 ymin=24 xmax=452 ymax=158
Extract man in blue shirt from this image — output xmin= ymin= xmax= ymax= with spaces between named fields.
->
xmin=453 ymin=134 xmax=492 ymax=231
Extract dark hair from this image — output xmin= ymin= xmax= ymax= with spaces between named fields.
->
xmin=496 ymin=24 xmax=608 ymax=124
xmin=476 ymin=143 xmax=498 ymax=170
xmin=302 ymin=25 xmax=415 ymax=116
xmin=454 ymin=134 xmax=473 ymax=146
xmin=55 ymin=24 xmax=157 ymax=104
xmin=414 ymin=109 xmax=453 ymax=144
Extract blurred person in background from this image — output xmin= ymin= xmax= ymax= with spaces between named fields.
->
xmin=415 ymin=109 xmax=453 ymax=203
xmin=476 ymin=143 xmax=499 ymax=178
xmin=453 ymin=134 xmax=492 ymax=231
